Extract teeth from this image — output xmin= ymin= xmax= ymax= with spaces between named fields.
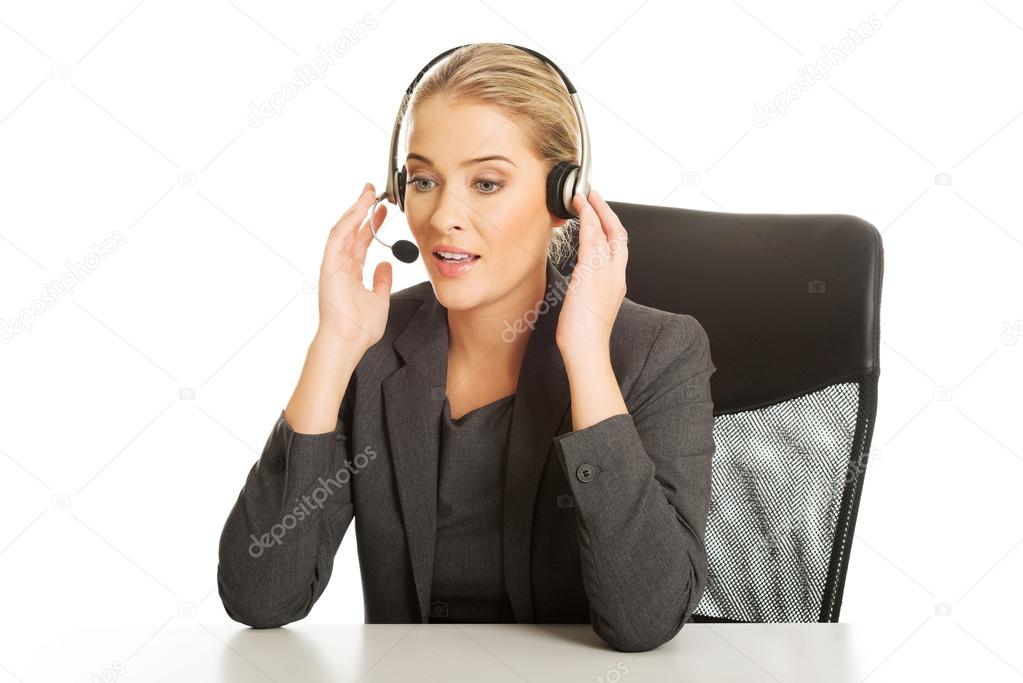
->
xmin=436 ymin=251 xmax=475 ymax=260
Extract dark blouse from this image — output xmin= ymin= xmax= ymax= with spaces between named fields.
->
xmin=428 ymin=393 xmax=517 ymax=623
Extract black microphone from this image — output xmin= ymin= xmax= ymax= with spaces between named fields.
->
xmin=368 ymin=193 xmax=420 ymax=263
xmin=391 ymin=240 xmax=420 ymax=263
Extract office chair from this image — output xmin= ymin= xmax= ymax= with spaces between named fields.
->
xmin=557 ymin=200 xmax=884 ymax=622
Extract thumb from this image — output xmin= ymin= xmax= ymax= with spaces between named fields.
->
xmin=372 ymin=260 xmax=392 ymax=298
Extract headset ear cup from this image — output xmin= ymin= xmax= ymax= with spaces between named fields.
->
xmin=546 ymin=161 xmax=579 ymax=220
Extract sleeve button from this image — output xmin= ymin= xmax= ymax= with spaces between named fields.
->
xmin=576 ymin=463 xmax=596 ymax=483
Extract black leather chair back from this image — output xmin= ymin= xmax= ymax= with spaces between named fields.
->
xmin=563 ymin=201 xmax=884 ymax=622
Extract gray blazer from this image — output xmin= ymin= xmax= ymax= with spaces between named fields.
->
xmin=217 ymin=257 xmax=717 ymax=652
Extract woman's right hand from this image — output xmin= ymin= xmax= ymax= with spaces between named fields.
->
xmin=317 ymin=182 xmax=393 ymax=353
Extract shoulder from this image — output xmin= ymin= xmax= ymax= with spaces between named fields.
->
xmin=613 ymin=298 xmax=711 ymax=361
xmin=610 ymin=298 xmax=715 ymax=393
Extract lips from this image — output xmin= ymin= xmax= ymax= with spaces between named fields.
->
xmin=432 ymin=245 xmax=480 ymax=258
xmin=432 ymin=250 xmax=481 ymax=277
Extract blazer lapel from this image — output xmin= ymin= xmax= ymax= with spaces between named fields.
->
xmin=383 ymin=258 xmax=573 ymax=624
xmin=382 ymin=291 xmax=449 ymax=624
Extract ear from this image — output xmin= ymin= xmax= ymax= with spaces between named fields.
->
xmin=551 ymin=216 xmax=569 ymax=229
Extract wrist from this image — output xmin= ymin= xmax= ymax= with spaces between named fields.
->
xmin=560 ymin=343 xmax=611 ymax=372
xmin=312 ymin=329 xmax=367 ymax=361
xmin=308 ymin=333 xmax=363 ymax=384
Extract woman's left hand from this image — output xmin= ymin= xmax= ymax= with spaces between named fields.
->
xmin=555 ymin=189 xmax=629 ymax=362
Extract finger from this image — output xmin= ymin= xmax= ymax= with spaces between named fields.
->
xmin=587 ymin=189 xmax=616 ymax=243
xmin=341 ymin=187 xmax=377 ymax=226
xmin=353 ymin=202 xmax=387 ymax=273
xmin=330 ymin=186 xmax=377 ymax=240
xmin=332 ymin=207 xmax=377 ymax=287
xmin=590 ymin=189 xmax=628 ymax=256
xmin=339 ymin=184 xmax=375 ymax=223
xmin=372 ymin=260 xmax=393 ymax=298
xmin=324 ymin=197 xmax=377 ymax=281
xmin=329 ymin=195 xmax=373 ymax=244
xmin=573 ymin=192 xmax=610 ymax=262
xmin=572 ymin=192 xmax=596 ymax=244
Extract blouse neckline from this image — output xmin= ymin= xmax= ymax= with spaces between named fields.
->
xmin=443 ymin=394 xmax=515 ymax=425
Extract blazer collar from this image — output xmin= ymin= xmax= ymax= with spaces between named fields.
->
xmin=382 ymin=256 xmax=572 ymax=623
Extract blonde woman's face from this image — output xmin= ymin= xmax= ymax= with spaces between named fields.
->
xmin=404 ymin=96 xmax=564 ymax=311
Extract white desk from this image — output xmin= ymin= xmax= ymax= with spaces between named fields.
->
xmin=0 ymin=621 xmax=1004 ymax=681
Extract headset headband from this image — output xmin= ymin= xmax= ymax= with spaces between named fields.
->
xmin=383 ymin=43 xmax=591 ymax=208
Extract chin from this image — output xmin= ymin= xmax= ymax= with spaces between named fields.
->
xmin=433 ymin=284 xmax=486 ymax=311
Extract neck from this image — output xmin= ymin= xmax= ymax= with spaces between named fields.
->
xmin=446 ymin=263 xmax=549 ymax=368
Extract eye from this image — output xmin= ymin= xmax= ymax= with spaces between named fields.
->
xmin=475 ymin=179 xmax=503 ymax=194
xmin=407 ymin=175 xmax=435 ymax=192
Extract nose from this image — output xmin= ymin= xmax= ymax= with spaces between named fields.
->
xmin=427 ymin=184 xmax=471 ymax=236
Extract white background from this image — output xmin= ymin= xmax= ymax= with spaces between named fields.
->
xmin=1 ymin=0 xmax=1021 ymax=680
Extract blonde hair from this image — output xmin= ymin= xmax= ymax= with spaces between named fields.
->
xmin=403 ymin=43 xmax=581 ymax=266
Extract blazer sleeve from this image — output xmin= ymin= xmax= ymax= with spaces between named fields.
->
xmin=217 ymin=379 xmax=358 ymax=628
xmin=552 ymin=313 xmax=716 ymax=652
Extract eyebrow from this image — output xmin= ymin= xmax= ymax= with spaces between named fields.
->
xmin=406 ymin=153 xmax=517 ymax=169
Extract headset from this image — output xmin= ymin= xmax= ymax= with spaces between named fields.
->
xmin=367 ymin=43 xmax=592 ymax=263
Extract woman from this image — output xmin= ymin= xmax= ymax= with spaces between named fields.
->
xmin=217 ymin=43 xmax=716 ymax=653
